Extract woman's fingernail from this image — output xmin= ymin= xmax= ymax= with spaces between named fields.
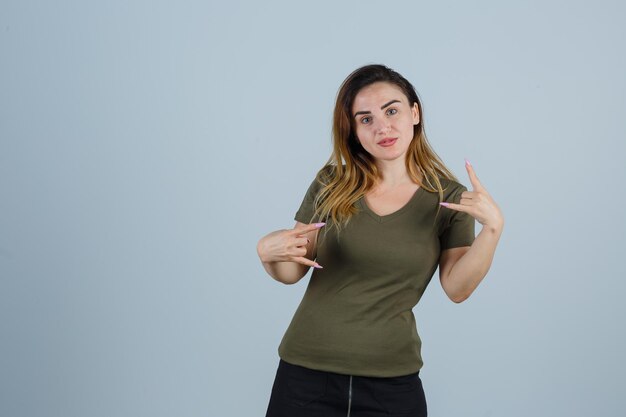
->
xmin=314 ymin=222 xmax=326 ymax=228
xmin=465 ymin=158 xmax=471 ymax=166
xmin=314 ymin=263 xmax=323 ymax=269
xmin=440 ymin=202 xmax=450 ymax=207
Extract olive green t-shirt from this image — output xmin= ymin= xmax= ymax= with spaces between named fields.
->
xmin=277 ymin=169 xmax=476 ymax=377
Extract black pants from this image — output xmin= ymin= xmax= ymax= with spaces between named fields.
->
xmin=265 ymin=359 xmax=427 ymax=417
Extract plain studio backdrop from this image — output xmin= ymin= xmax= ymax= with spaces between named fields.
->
xmin=1 ymin=1 xmax=624 ymax=416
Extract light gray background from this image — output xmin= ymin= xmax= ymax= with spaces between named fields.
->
xmin=1 ymin=0 xmax=624 ymax=416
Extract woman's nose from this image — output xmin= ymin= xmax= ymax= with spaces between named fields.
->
xmin=376 ymin=118 xmax=391 ymax=134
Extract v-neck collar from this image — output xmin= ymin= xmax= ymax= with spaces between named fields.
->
xmin=357 ymin=187 xmax=426 ymax=223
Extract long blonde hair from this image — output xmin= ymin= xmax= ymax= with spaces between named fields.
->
xmin=311 ymin=64 xmax=459 ymax=230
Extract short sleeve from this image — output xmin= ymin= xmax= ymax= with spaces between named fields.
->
xmin=294 ymin=165 xmax=333 ymax=224
xmin=439 ymin=184 xmax=476 ymax=249
xmin=294 ymin=173 xmax=325 ymax=224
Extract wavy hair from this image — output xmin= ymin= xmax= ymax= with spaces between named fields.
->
xmin=311 ymin=64 xmax=459 ymax=231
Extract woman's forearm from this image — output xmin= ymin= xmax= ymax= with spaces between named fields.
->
xmin=445 ymin=224 xmax=503 ymax=302
xmin=260 ymin=259 xmax=309 ymax=285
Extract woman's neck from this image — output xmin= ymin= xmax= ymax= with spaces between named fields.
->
xmin=374 ymin=159 xmax=414 ymax=188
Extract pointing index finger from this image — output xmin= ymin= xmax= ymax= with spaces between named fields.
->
xmin=293 ymin=222 xmax=326 ymax=235
xmin=465 ymin=158 xmax=483 ymax=191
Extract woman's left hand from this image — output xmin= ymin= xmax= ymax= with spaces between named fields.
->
xmin=440 ymin=159 xmax=504 ymax=232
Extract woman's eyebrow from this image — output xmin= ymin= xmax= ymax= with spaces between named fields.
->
xmin=353 ymin=99 xmax=401 ymax=118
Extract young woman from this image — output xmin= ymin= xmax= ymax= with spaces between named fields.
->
xmin=257 ymin=64 xmax=504 ymax=417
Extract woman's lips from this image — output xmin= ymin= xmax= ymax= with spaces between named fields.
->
xmin=378 ymin=138 xmax=397 ymax=147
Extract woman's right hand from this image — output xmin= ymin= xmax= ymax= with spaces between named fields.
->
xmin=257 ymin=222 xmax=325 ymax=269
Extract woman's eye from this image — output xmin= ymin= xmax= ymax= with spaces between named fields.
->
xmin=361 ymin=117 xmax=371 ymax=124
xmin=387 ymin=108 xmax=398 ymax=115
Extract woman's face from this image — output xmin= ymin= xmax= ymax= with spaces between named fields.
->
xmin=351 ymin=81 xmax=420 ymax=164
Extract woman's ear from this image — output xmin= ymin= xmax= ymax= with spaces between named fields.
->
xmin=412 ymin=102 xmax=420 ymax=125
